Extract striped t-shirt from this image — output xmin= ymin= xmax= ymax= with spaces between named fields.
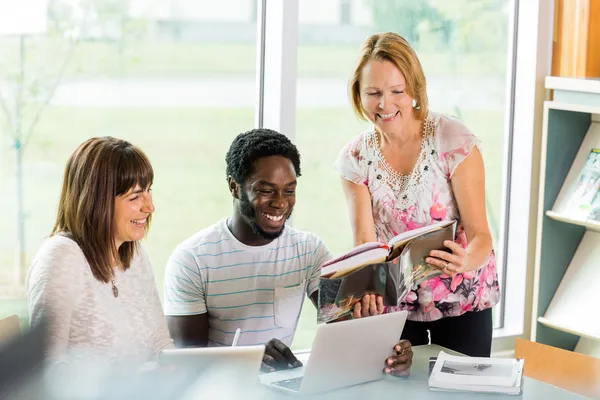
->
xmin=163 ymin=219 xmax=332 ymax=347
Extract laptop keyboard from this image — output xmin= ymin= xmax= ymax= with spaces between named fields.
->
xmin=272 ymin=376 xmax=303 ymax=391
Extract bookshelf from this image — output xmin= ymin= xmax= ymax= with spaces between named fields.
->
xmin=532 ymin=76 xmax=600 ymax=357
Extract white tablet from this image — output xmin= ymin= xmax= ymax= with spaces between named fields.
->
xmin=159 ymin=345 xmax=264 ymax=379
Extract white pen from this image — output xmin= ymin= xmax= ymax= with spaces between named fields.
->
xmin=231 ymin=328 xmax=241 ymax=347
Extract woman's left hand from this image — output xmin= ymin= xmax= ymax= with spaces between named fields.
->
xmin=426 ymin=240 xmax=467 ymax=277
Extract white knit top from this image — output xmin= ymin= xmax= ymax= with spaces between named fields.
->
xmin=27 ymin=235 xmax=173 ymax=363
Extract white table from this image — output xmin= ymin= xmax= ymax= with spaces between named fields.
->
xmin=253 ymin=344 xmax=590 ymax=399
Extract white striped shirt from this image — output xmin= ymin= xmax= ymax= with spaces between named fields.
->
xmin=163 ymin=219 xmax=331 ymax=347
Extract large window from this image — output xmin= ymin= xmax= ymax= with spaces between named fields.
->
xmin=0 ymin=0 xmax=258 ymax=327
xmin=1 ymin=0 xmax=534 ymax=350
xmin=292 ymin=0 xmax=516 ymax=349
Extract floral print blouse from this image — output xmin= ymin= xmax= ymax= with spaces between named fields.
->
xmin=335 ymin=111 xmax=500 ymax=322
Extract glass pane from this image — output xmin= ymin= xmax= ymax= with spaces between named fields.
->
xmin=0 ymin=0 xmax=257 ymax=327
xmin=293 ymin=0 xmax=513 ymax=349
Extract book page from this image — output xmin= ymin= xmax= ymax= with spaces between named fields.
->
xmin=565 ymin=148 xmax=600 ymax=219
xmin=440 ymin=360 xmax=513 ymax=378
xmin=387 ymin=220 xmax=455 ymax=251
xmin=321 ymin=247 xmax=389 ymax=278
xmin=394 ymin=223 xmax=456 ymax=303
xmin=552 ymin=122 xmax=600 ymax=216
xmin=431 ymin=351 xmax=519 ymax=387
xmin=317 ymin=263 xmax=394 ymax=323
xmin=320 ymin=243 xmax=389 ymax=277
xmin=587 ymin=189 xmax=600 ymax=222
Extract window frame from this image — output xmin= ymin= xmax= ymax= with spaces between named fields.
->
xmin=256 ymin=0 xmax=552 ymax=345
xmin=492 ymin=0 xmax=554 ymax=345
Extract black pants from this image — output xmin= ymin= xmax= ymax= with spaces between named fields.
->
xmin=400 ymin=309 xmax=493 ymax=357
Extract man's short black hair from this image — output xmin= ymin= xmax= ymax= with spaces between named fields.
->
xmin=225 ymin=128 xmax=301 ymax=184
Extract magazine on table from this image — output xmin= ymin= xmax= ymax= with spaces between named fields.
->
xmin=317 ymin=220 xmax=456 ymax=323
xmin=428 ymin=351 xmax=524 ymax=395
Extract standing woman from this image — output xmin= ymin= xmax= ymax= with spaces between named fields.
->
xmin=27 ymin=136 xmax=173 ymax=363
xmin=335 ymin=32 xmax=500 ymax=357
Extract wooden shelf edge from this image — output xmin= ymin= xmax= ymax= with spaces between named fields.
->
xmin=538 ymin=316 xmax=600 ymax=341
xmin=545 ymin=210 xmax=600 ymax=232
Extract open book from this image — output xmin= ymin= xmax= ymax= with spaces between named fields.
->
xmin=428 ymin=351 xmax=524 ymax=395
xmin=317 ymin=220 xmax=456 ymax=323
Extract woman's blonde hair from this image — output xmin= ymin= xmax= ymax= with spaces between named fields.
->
xmin=349 ymin=32 xmax=428 ymax=121
xmin=52 ymin=136 xmax=153 ymax=283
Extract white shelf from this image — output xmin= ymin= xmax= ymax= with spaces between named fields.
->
xmin=546 ymin=76 xmax=600 ymax=95
xmin=545 ymin=210 xmax=600 ymax=232
xmin=532 ymin=77 xmax=600 ymax=352
xmin=540 ymin=230 xmax=600 ymax=344
xmin=538 ymin=317 xmax=600 ymax=342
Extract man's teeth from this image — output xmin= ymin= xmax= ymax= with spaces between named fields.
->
xmin=263 ymin=213 xmax=283 ymax=222
xmin=380 ymin=112 xmax=397 ymax=119
xmin=131 ymin=218 xmax=146 ymax=224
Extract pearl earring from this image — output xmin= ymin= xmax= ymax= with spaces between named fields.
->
xmin=412 ymin=98 xmax=420 ymax=109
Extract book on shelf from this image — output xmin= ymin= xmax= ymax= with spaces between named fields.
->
xmin=564 ymin=148 xmax=600 ymax=221
xmin=428 ymin=351 xmax=524 ymax=395
xmin=317 ymin=220 xmax=456 ymax=323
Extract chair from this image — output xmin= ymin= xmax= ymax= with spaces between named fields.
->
xmin=515 ymin=338 xmax=600 ymax=399
xmin=0 ymin=315 xmax=20 ymax=344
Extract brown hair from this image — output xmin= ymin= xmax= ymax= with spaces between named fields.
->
xmin=52 ymin=136 xmax=154 ymax=283
xmin=349 ymin=32 xmax=428 ymax=121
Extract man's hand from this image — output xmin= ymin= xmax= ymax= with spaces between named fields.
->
xmin=384 ymin=340 xmax=412 ymax=377
xmin=261 ymin=338 xmax=302 ymax=372
xmin=352 ymin=294 xmax=384 ymax=319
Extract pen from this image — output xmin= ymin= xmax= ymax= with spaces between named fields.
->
xmin=231 ymin=328 xmax=241 ymax=347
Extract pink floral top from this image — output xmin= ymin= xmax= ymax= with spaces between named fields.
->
xmin=335 ymin=111 xmax=500 ymax=322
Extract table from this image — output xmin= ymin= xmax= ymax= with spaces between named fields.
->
xmin=249 ymin=344 xmax=590 ymax=399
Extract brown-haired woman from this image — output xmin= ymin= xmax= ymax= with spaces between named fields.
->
xmin=27 ymin=136 xmax=173 ymax=362
xmin=336 ymin=32 xmax=500 ymax=357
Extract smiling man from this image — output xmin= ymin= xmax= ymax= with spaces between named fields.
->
xmin=163 ymin=128 xmax=332 ymax=370
xmin=163 ymin=129 xmax=413 ymax=375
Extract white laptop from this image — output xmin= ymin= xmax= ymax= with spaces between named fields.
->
xmin=259 ymin=310 xmax=408 ymax=395
xmin=158 ymin=345 xmax=264 ymax=381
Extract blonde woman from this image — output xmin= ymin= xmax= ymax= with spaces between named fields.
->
xmin=336 ymin=33 xmax=499 ymax=357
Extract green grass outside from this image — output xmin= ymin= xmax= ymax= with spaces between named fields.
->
xmin=0 ymin=106 xmax=504 ymax=349
xmin=0 ymin=39 xmax=506 ymax=79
